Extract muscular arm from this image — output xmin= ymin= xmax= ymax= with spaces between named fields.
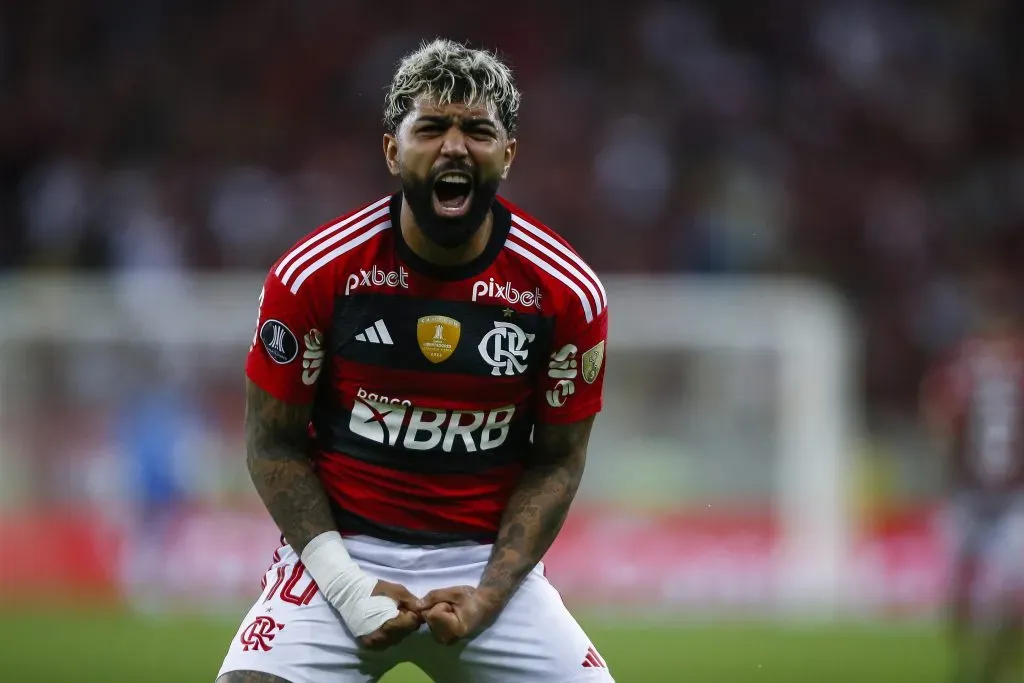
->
xmin=245 ymin=379 xmax=336 ymax=556
xmin=477 ymin=416 xmax=594 ymax=607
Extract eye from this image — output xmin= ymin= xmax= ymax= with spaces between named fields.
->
xmin=467 ymin=127 xmax=497 ymax=141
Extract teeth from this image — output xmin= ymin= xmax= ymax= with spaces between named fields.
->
xmin=438 ymin=174 xmax=470 ymax=184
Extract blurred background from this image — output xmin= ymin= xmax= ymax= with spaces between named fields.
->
xmin=1 ymin=0 xmax=1023 ymax=681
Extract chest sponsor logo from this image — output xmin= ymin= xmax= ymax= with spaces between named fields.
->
xmin=301 ymin=329 xmax=324 ymax=386
xmin=350 ymin=393 xmax=515 ymax=453
xmin=968 ymin=362 xmax=1022 ymax=483
xmin=471 ymin=278 xmax=542 ymax=310
xmin=355 ymin=387 xmax=412 ymax=406
xmin=417 ymin=315 xmax=461 ymax=363
xmin=260 ymin=319 xmax=298 ymax=364
xmin=479 ymin=321 xmax=535 ymax=376
xmin=345 ymin=265 xmax=409 ymax=296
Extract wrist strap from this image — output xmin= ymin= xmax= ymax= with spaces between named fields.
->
xmin=300 ymin=531 xmax=398 ymax=636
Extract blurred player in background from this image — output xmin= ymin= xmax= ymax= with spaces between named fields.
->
xmin=216 ymin=39 xmax=612 ymax=683
xmin=921 ymin=237 xmax=1024 ymax=683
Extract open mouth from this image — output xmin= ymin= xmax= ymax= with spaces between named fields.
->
xmin=431 ymin=171 xmax=474 ymax=218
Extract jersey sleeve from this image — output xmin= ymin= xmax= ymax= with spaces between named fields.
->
xmin=536 ymin=307 xmax=608 ymax=424
xmin=245 ymin=268 xmax=331 ymax=405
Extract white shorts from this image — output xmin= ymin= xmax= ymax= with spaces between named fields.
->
xmin=217 ymin=536 xmax=615 ymax=683
xmin=944 ymin=492 xmax=1024 ymax=603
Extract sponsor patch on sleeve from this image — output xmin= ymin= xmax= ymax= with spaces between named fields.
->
xmin=260 ymin=319 xmax=299 ymax=364
xmin=581 ymin=341 xmax=605 ymax=384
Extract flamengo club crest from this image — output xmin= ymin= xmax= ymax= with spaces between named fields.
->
xmin=479 ymin=321 xmax=535 ymax=376
xmin=239 ymin=616 xmax=285 ymax=652
xmin=417 ymin=315 xmax=461 ymax=363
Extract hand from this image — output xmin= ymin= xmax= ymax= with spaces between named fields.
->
xmin=420 ymin=586 xmax=503 ymax=645
xmin=356 ymin=580 xmax=425 ymax=650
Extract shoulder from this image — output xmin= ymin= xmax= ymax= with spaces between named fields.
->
xmin=267 ymin=195 xmax=393 ymax=295
xmin=497 ymin=196 xmax=607 ymax=325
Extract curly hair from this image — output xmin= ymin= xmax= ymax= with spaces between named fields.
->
xmin=384 ymin=39 xmax=520 ymax=136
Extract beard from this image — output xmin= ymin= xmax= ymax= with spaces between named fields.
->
xmin=400 ymin=163 xmax=501 ymax=249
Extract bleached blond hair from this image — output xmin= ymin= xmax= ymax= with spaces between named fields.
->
xmin=384 ymin=39 xmax=520 ymax=136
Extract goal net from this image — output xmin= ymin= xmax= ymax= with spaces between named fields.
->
xmin=0 ymin=274 xmax=858 ymax=616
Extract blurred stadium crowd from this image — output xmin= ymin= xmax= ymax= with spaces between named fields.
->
xmin=2 ymin=0 xmax=1023 ymax=427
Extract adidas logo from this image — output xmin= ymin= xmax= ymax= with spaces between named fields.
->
xmin=581 ymin=645 xmax=607 ymax=669
xmin=355 ymin=319 xmax=393 ymax=345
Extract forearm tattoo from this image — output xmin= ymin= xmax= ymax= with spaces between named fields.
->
xmin=244 ymin=380 xmax=335 ymax=555
xmin=478 ymin=417 xmax=593 ymax=605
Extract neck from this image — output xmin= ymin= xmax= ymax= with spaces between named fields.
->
xmin=400 ymin=195 xmax=493 ymax=267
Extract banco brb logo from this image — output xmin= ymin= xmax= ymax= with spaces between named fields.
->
xmin=349 ymin=395 xmax=515 ymax=453
xmin=478 ymin=321 xmax=534 ymax=376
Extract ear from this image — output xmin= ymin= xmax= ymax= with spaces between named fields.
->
xmin=501 ymin=138 xmax=517 ymax=179
xmin=383 ymin=134 xmax=400 ymax=176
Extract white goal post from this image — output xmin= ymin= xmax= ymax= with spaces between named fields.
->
xmin=0 ymin=274 xmax=857 ymax=612
xmin=605 ymin=276 xmax=858 ymax=612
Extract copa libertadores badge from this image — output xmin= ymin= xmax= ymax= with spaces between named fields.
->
xmin=581 ymin=340 xmax=605 ymax=384
xmin=260 ymin=319 xmax=299 ymax=364
xmin=417 ymin=315 xmax=461 ymax=363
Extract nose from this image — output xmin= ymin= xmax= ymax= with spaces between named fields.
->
xmin=439 ymin=127 xmax=468 ymax=159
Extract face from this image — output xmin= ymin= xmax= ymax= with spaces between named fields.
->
xmin=384 ymin=96 xmax=516 ymax=248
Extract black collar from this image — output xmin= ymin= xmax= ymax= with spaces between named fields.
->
xmin=390 ymin=192 xmax=510 ymax=282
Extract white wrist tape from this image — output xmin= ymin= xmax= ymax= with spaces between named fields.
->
xmin=300 ymin=531 xmax=399 ymax=637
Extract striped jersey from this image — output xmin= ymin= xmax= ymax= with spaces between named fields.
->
xmin=246 ymin=193 xmax=609 ymax=544
xmin=921 ymin=333 xmax=1024 ymax=493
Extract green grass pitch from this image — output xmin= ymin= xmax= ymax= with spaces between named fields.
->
xmin=0 ymin=606 xmax=947 ymax=682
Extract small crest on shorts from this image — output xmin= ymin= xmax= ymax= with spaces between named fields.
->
xmin=581 ymin=341 xmax=605 ymax=384
xmin=417 ymin=315 xmax=461 ymax=363
xmin=239 ymin=615 xmax=285 ymax=652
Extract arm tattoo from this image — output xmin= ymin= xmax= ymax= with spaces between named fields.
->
xmin=244 ymin=379 xmax=336 ymax=556
xmin=477 ymin=416 xmax=594 ymax=607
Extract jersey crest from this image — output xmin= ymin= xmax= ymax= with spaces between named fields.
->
xmin=417 ymin=315 xmax=462 ymax=363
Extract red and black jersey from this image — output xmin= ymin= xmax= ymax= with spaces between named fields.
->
xmin=246 ymin=193 xmax=608 ymax=544
xmin=921 ymin=333 xmax=1024 ymax=494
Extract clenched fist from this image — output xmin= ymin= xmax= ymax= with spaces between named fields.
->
xmin=420 ymin=586 xmax=503 ymax=645
xmin=357 ymin=580 xmax=424 ymax=650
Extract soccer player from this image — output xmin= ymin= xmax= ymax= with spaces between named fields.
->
xmin=921 ymin=248 xmax=1024 ymax=683
xmin=217 ymin=39 xmax=613 ymax=683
